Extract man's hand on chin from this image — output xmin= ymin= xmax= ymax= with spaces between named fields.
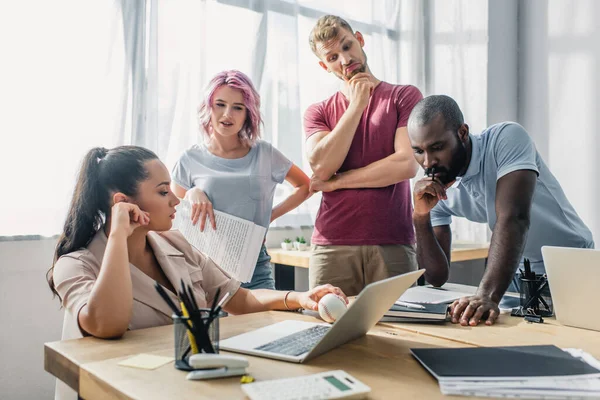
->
xmin=449 ymin=294 xmax=500 ymax=326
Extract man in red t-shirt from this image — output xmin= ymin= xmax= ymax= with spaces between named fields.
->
xmin=304 ymin=15 xmax=423 ymax=295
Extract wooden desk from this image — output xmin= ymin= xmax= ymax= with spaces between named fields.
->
xmin=47 ymin=311 xmax=476 ymax=400
xmin=268 ymin=243 xmax=490 ymax=290
xmin=45 ymin=307 xmax=600 ymax=399
xmin=44 ymin=324 xmax=177 ymax=392
xmin=382 ymin=314 xmax=600 ymax=359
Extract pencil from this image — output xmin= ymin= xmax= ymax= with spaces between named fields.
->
xmin=179 ymin=280 xmax=215 ymax=353
xmin=180 ymin=302 xmax=199 ymax=355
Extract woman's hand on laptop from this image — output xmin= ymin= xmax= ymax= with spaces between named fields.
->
xmin=297 ymin=285 xmax=348 ymax=311
xmin=449 ymin=295 xmax=500 ymax=326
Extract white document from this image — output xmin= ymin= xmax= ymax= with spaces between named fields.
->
xmin=173 ymin=201 xmax=266 ymax=283
xmin=397 ymin=286 xmax=472 ymax=305
xmin=435 ymin=349 xmax=600 ymax=398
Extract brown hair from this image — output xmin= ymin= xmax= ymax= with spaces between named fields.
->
xmin=47 ymin=146 xmax=158 ymax=299
xmin=309 ymin=15 xmax=354 ymax=55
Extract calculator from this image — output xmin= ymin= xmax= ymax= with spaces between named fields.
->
xmin=241 ymin=370 xmax=371 ymax=400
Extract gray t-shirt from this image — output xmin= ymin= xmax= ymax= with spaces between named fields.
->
xmin=172 ymin=140 xmax=293 ymax=228
xmin=430 ymin=122 xmax=594 ymax=273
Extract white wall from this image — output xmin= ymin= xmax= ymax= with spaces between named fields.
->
xmin=0 ymin=238 xmax=64 ymax=400
xmin=488 ymin=0 xmax=518 ymax=124
xmin=518 ymin=0 xmax=600 ymax=241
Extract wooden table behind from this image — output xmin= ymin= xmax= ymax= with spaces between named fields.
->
xmin=268 ymin=243 xmax=490 ymax=269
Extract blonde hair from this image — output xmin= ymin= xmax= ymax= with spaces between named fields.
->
xmin=309 ymin=15 xmax=354 ymax=55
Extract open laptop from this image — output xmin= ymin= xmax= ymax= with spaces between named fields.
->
xmin=541 ymin=246 xmax=600 ymax=332
xmin=220 ymin=269 xmax=424 ymax=363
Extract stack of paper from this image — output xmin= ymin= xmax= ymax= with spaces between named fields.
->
xmin=411 ymin=345 xmax=600 ymax=398
xmin=398 ymin=285 xmax=472 ymax=304
xmin=381 ymin=302 xmax=449 ymax=323
xmin=397 ymin=286 xmax=521 ymax=313
xmin=173 ymin=201 xmax=266 ymax=283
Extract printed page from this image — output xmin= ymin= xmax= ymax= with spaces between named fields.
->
xmin=397 ymin=286 xmax=472 ymax=304
xmin=173 ymin=201 xmax=266 ymax=282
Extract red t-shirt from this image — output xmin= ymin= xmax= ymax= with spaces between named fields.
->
xmin=304 ymin=82 xmax=423 ymax=245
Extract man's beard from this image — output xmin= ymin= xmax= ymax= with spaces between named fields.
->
xmin=345 ymin=63 xmax=366 ymax=80
xmin=333 ymin=63 xmax=366 ymax=81
xmin=425 ymin=140 xmax=468 ymax=185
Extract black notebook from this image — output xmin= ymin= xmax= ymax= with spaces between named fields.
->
xmin=411 ymin=345 xmax=600 ymax=381
xmin=380 ymin=316 xmax=447 ymax=323
xmin=385 ymin=302 xmax=449 ymax=320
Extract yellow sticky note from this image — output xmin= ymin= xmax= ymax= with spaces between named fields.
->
xmin=118 ymin=354 xmax=174 ymax=370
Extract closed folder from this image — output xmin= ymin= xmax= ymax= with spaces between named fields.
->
xmin=411 ymin=345 xmax=600 ymax=381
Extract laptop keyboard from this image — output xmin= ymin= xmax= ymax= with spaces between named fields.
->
xmin=254 ymin=325 xmax=331 ymax=356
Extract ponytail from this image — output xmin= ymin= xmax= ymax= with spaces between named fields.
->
xmin=47 ymin=145 xmax=158 ymax=299
xmin=47 ymin=148 xmax=110 ymax=298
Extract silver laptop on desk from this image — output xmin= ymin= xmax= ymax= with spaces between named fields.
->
xmin=541 ymin=246 xmax=600 ymax=332
xmin=220 ymin=269 xmax=424 ymax=363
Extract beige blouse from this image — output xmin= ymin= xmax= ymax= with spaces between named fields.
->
xmin=53 ymin=229 xmax=241 ymax=400
xmin=54 ymin=228 xmax=241 ymax=341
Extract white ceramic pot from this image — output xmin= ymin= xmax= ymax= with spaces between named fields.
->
xmin=281 ymin=242 xmax=294 ymax=250
xmin=294 ymin=242 xmax=308 ymax=251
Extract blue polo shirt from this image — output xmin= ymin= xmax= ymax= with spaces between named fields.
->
xmin=430 ymin=122 xmax=594 ymax=273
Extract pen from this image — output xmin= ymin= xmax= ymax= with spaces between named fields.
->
xmin=396 ymin=301 xmax=426 ymax=310
xmin=155 ymin=282 xmax=183 ymax=318
xmin=207 ymin=291 xmax=230 ymax=326
xmin=179 ymin=280 xmax=215 ymax=354
xmin=154 ymin=282 xmax=199 ymax=347
xmin=216 ymin=292 xmax=231 ymax=310
xmin=523 ymin=258 xmax=532 ymax=279
xmin=210 ymin=288 xmax=222 ymax=318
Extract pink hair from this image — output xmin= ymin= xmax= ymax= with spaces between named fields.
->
xmin=197 ymin=70 xmax=262 ymax=146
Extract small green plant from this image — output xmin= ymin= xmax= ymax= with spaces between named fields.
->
xmin=283 ymin=238 xmax=292 ymax=243
xmin=296 ymin=236 xmax=306 ymax=244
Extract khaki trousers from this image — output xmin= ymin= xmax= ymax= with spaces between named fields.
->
xmin=309 ymin=244 xmax=417 ymax=296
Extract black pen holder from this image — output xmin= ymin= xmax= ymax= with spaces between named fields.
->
xmin=173 ymin=310 xmax=223 ymax=371
xmin=519 ymin=274 xmax=553 ymax=317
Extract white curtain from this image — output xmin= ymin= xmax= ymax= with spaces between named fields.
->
xmin=423 ymin=0 xmax=490 ymax=243
xmin=0 ymin=1 xmax=129 ymax=236
xmin=1 ymin=0 xmax=489 ymax=243
xmin=152 ymin=0 xmax=489 ymax=239
xmin=153 ymin=0 xmax=409 ymax=227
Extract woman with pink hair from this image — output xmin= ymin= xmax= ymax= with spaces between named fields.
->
xmin=171 ymin=70 xmax=310 ymax=289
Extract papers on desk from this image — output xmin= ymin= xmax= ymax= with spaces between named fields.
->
xmin=173 ymin=201 xmax=266 ymax=283
xmin=411 ymin=345 xmax=600 ymax=398
xmin=118 ymin=354 xmax=174 ymax=370
xmin=397 ymin=286 xmax=521 ymax=313
xmin=397 ymin=285 xmax=472 ymax=304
